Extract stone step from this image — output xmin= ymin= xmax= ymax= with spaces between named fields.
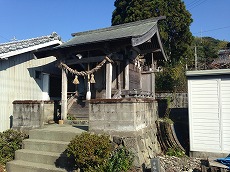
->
xmin=6 ymin=125 xmax=86 ymax=172
xmin=15 ymin=149 xmax=68 ymax=166
xmin=29 ymin=125 xmax=83 ymax=142
xmin=68 ymin=101 xmax=89 ymax=117
xmin=23 ymin=139 xmax=69 ymax=153
xmin=6 ymin=160 xmax=66 ymax=172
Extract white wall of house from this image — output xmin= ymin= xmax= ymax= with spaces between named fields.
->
xmin=187 ymin=69 xmax=230 ymax=154
xmin=0 ymin=53 xmax=56 ymax=132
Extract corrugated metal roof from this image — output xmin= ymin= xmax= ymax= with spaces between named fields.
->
xmin=0 ymin=32 xmax=61 ymax=55
xmin=58 ymin=17 xmax=163 ymax=49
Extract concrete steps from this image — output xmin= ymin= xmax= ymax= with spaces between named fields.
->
xmin=29 ymin=127 xmax=82 ymax=141
xmin=6 ymin=125 xmax=85 ymax=172
xmin=7 ymin=160 xmax=66 ymax=172
xmin=15 ymin=149 xmax=67 ymax=166
xmin=23 ymin=139 xmax=69 ymax=153
xmin=68 ymin=100 xmax=89 ymax=119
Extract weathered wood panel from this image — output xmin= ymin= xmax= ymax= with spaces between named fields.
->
xmin=141 ymin=73 xmax=151 ymax=92
xmin=129 ymin=63 xmax=140 ymax=90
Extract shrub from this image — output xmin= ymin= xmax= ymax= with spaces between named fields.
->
xmin=66 ymin=132 xmax=134 ymax=172
xmin=0 ymin=129 xmax=28 ymax=165
xmin=105 ymin=146 xmax=134 ymax=172
xmin=66 ymin=132 xmax=112 ymax=171
xmin=166 ymin=147 xmax=185 ymax=157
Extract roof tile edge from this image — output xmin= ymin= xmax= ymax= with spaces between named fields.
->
xmin=71 ymin=16 xmax=166 ymax=37
xmin=0 ymin=32 xmax=61 ymax=47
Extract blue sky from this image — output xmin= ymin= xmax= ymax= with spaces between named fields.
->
xmin=0 ymin=0 xmax=229 ymax=44
xmin=184 ymin=0 xmax=230 ymax=42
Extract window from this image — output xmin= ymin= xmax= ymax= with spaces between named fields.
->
xmin=35 ymin=70 xmax=41 ymax=79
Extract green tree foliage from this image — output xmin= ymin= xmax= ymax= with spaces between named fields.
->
xmin=227 ymin=42 xmax=230 ymax=48
xmin=112 ymin=0 xmax=194 ymax=92
xmin=193 ymin=37 xmax=229 ymax=69
xmin=156 ymin=62 xmax=187 ymax=92
xmin=112 ymin=0 xmax=194 ymax=63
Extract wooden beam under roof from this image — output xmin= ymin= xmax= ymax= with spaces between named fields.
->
xmin=66 ymin=54 xmax=123 ymax=65
xmin=66 ymin=56 xmax=105 ymax=65
xmin=140 ymin=48 xmax=161 ymax=55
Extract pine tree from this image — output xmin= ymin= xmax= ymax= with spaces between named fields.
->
xmin=112 ymin=0 xmax=194 ymax=63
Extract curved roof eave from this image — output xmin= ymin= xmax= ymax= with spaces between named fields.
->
xmin=156 ymin=29 xmax=168 ymax=61
xmin=132 ymin=26 xmax=168 ymax=61
xmin=131 ymin=25 xmax=158 ymax=47
xmin=36 ymin=17 xmax=168 ymax=61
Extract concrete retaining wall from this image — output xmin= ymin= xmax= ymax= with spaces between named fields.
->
xmin=156 ymin=92 xmax=188 ymax=108
xmin=190 ymin=151 xmax=228 ymax=159
xmin=89 ymin=98 xmax=161 ymax=168
xmin=12 ymin=100 xmax=54 ymax=132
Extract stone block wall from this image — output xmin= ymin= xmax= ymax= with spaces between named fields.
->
xmin=89 ymin=98 xmax=161 ymax=168
xmin=12 ymin=100 xmax=54 ymax=131
xmin=89 ymin=98 xmax=157 ymax=132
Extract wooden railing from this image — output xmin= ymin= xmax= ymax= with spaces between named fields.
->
xmin=67 ymin=92 xmax=78 ymax=110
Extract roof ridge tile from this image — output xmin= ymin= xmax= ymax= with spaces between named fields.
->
xmin=0 ymin=32 xmax=61 ymax=54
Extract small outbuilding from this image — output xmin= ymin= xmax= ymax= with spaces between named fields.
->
xmin=187 ymin=69 xmax=230 ymax=157
xmin=0 ymin=33 xmax=62 ymax=132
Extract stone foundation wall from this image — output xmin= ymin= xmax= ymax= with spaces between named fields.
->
xmin=12 ymin=100 xmax=54 ymax=131
xmin=89 ymin=98 xmax=161 ymax=167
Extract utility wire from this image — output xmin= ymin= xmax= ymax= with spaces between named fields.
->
xmin=194 ymin=25 xmax=230 ymax=34
xmin=187 ymin=0 xmax=202 ymax=8
xmin=186 ymin=0 xmax=209 ymax=10
xmin=189 ymin=0 xmax=208 ymax=10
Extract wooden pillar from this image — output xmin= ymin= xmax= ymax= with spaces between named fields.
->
xmin=151 ymin=53 xmax=156 ymax=99
xmin=117 ymin=62 xmax=122 ymax=97
xmin=61 ymin=68 xmax=68 ymax=120
xmin=139 ymin=66 xmax=142 ymax=90
xmin=125 ymin=59 xmax=129 ymax=90
xmin=151 ymin=72 xmax=155 ymax=99
xmin=106 ymin=62 xmax=112 ymax=99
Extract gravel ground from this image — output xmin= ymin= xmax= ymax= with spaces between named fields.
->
xmin=159 ymin=155 xmax=201 ymax=172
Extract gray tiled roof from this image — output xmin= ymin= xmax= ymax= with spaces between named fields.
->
xmin=58 ymin=17 xmax=163 ymax=49
xmin=0 ymin=32 xmax=61 ymax=54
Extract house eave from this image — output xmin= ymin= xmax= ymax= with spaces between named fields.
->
xmin=53 ymin=37 xmax=132 ymax=50
xmin=0 ymin=40 xmax=62 ymax=59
